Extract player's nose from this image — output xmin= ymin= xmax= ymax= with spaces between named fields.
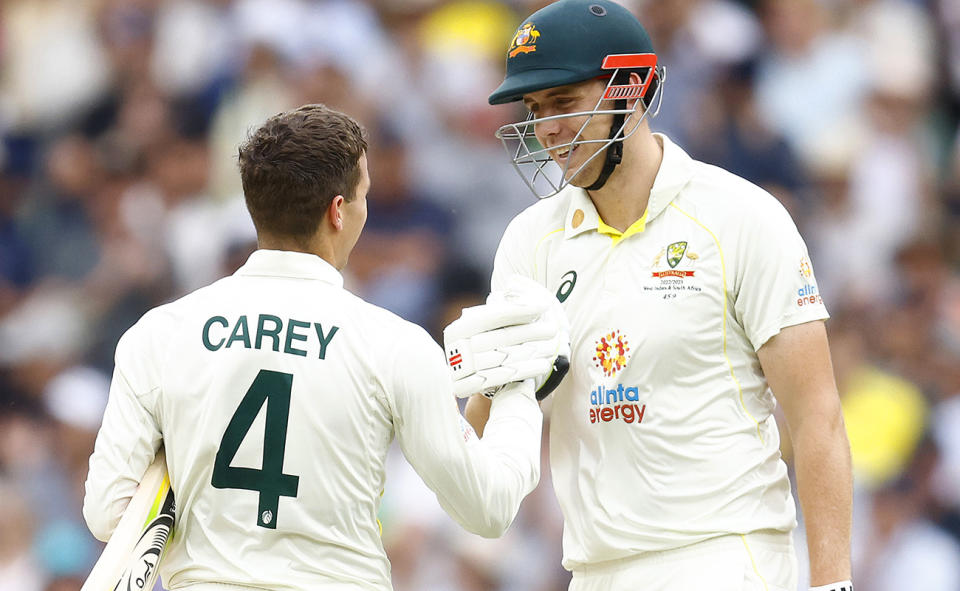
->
xmin=533 ymin=117 xmax=561 ymax=142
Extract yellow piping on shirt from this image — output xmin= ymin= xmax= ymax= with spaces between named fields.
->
xmin=533 ymin=228 xmax=564 ymax=278
xmin=378 ymin=489 xmax=384 ymax=536
xmin=740 ymin=535 xmax=771 ymax=591
xmin=669 ymin=203 xmax=764 ymax=443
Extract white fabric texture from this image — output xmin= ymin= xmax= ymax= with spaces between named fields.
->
xmin=84 ymin=249 xmax=542 ymax=590
xmin=492 ymin=134 xmax=828 ymax=569
xmin=444 ymin=274 xmax=570 ymax=398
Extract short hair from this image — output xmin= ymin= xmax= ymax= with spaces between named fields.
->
xmin=238 ymin=104 xmax=368 ymax=238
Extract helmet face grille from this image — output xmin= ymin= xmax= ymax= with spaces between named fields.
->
xmin=495 ymin=64 xmax=666 ymax=200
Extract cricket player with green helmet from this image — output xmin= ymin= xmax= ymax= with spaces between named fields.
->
xmin=458 ymin=1 xmax=854 ymax=590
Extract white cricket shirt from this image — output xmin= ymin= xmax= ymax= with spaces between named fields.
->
xmin=84 ymin=250 xmax=542 ymax=590
xmin=492 ymin=134 xmax=829 ymax=570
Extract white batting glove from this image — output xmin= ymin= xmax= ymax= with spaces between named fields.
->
xmin=443 ymin=275 xmax=570 ymax=400
xmin=809 ymin=581 xmax=853 ymax=591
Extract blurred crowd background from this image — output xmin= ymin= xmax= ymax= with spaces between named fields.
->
xmin=1 ymin=0 xmax=959 ymax=589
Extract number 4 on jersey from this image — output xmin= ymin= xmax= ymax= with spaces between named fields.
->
xmin=212 ymin=369 xmax=299 ymax=529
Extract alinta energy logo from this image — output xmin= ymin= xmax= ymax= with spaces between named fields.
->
xmin=594 ymin=330 xmax=630 ymax=377
xmin=589 ymin=330 xmax=646 ymax=426
xmin=797 ymin=256 xmax=822 ymax=307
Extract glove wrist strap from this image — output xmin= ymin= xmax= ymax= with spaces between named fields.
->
xmin=809 ymin=581 xmax=853 ymax=591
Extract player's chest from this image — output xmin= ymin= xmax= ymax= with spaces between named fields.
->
xmin=539 ymin=226 xmax=728 ymax=354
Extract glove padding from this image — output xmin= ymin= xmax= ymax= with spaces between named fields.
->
xmin=809 ymin=582 xmax=853 ymax=591
xmin=444 ymin=275 xmax=571 ymax=400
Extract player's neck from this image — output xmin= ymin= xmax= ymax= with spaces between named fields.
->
xmin=586 ymin=131 xmax=663 ymax=232
xmin=257 ymin=233 xmax=339 ymax=269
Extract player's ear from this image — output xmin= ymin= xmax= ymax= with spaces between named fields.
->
xmin=328 ymin=195 xmax=345 ymax=231
xmin=625 ymin=71 xmax=650 ymax=116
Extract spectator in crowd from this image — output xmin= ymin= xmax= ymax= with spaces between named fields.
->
xmin=0 ymin=1 xmax=958 ymax=590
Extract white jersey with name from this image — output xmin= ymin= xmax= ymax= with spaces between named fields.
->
xmin=492 ymin=134 xmax=828 ymax=570
xmin=84 ymin=249 xmax=542 ymax=590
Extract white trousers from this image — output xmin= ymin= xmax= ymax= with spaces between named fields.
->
xmin=569 ymin=531 xmax=798 ymax=591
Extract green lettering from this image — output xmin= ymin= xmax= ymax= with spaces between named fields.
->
xmin=256 ymin=314 xmax=283 ymax=352
xmin=226 ymin=315 xmax=251 ymax=349
xmin=202 ymin=316 xmax=229 ymax=351
xmin=284 ymin=319 xmax=309 ymax=357
xmin=314 ymin=324 xmax=339 ymax=360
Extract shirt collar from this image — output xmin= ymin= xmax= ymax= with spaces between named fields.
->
xmin=564 ymin=133 xmax=695 ymax=240
xmin=234 ymin=249 xmax=344 ymax=288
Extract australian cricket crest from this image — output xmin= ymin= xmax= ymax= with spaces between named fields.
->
xmin=667 ymin=241 xmax=687 ymax=268
xmin=646 ymin=239 xmax=702 ymax=298
xmin=509 ymin=22 xmax=540 ymax=58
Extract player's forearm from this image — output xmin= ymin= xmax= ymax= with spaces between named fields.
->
xmin=791 ymin=409 xmax=853 ymax=586
xmin=84 ymin=440 xmax=140 ymax=541
xmin=465 ymin=393 xmax=493 ymax=437
xmin=84 ymin=364 xmax=162 ymax=541
xmin=429 ymin=385 xmax=541 ymax=537
xmin=83 ymin=481 xmax=134 ymax=541
xmin=466 ymin=385 xmax=542 ymax=535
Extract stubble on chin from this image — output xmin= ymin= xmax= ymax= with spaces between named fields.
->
xmin=565 ymin=158 xmax=603 ymax=188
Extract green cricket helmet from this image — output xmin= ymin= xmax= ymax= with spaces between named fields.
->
xmin=490 ymin=0 xmax=666 ymax=199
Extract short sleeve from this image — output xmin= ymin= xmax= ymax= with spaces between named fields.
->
xmin=732 ymin=194 xmax=829 ymax=351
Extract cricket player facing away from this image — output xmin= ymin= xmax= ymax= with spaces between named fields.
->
xmin=83 ymin=104 xmax=569 ymax=590
xmin=462 ymin=1 xmax=854 ymax=590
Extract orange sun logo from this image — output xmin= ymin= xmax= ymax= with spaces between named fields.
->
xmin=593 ymin=330 xmax=631 ymax=377
xmin=799 ymin=256 xmax=813 ymax=279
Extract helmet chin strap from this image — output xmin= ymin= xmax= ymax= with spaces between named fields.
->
xmin=585 ymin=98 xmax=626 ymax=192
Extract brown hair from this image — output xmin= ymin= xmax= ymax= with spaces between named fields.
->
xmin=238 ymin=104 xmax=368 ymax=238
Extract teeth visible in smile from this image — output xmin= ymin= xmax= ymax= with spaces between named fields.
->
xmin=557 ymin=149 xmax=570 ymax=157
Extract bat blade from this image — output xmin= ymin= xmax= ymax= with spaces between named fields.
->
xmin=82 ymin=448 xmax=176 ymax=591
